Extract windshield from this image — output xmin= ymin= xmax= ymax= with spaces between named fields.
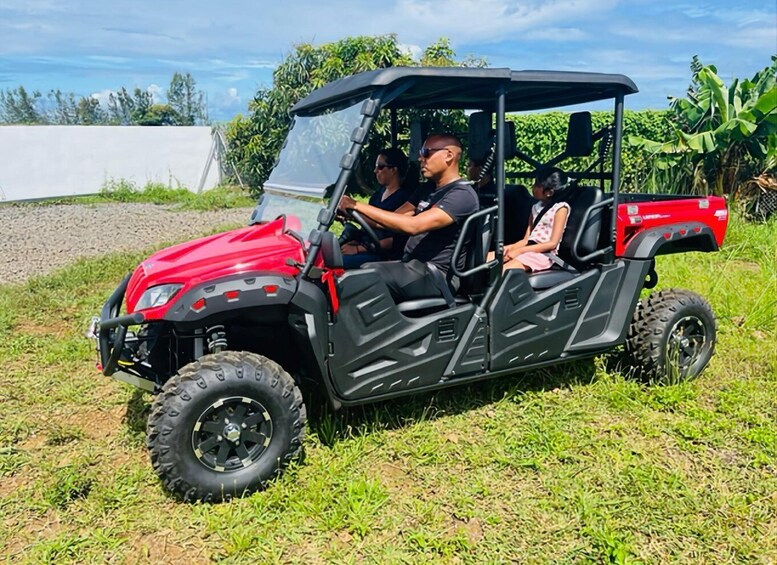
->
xmin=251 ymin=193 xmax=323 ymax=239
xmin=264 ymin=98 xmax=368 ymax=198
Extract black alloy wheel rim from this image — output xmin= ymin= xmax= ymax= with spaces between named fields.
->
xmin=192 ymin=396 xmax=273 ymax=472
xmin=667 ymin=315 xmax=707 ymax=372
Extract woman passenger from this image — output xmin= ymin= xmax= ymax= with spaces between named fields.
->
xmin=340 ymin=148 xmax=414 ymax=269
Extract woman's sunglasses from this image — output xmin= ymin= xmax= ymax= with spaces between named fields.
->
xmin=375 ymin=163 xmax=395 ymax=170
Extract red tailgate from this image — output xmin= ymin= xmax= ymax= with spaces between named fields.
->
xmin=616 ymin=196 xmax=729 ymax=256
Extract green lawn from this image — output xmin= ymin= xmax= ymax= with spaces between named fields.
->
xmin=0 ymin=214 xmax=774 ymax=563
xmin=1 ymin=182 xmax=255 ymax=211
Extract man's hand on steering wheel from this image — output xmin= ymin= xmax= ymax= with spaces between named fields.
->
xmin=337 ymin=195 xmax=381 ymax=255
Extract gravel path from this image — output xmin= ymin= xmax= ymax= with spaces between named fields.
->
xmin=0 ymin=203 xmax=255 ymax=285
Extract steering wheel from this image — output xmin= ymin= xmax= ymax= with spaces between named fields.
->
xmin=345 ymin=208 xmax=382 ymax=255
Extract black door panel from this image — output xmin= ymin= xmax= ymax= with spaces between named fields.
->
xmin=489 ymin=269 xmax=600 ymax=371
xmin=329 ymin=270 xmax=476 ymax=400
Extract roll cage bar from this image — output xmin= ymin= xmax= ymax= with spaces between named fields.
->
xmin=297 ymin=68 xmax=636 ymax=279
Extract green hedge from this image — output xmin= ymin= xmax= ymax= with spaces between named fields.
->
xmin=507 ymin=110 xmax=674 ymax=191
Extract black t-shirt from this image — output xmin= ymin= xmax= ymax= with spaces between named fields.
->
xmin=474 ymin=179 xmax=497 ymax=208
xmin=407 ymin=181 xmax=435 ymax=207
xmin=368 ymin=185 xmax=414 ymax=258
xmin=403 ymin=179 xmax=479 ymax=274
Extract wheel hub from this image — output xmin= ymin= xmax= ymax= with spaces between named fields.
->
xmin=668 ymin=315 xmax=707 ymax=371
xmin=223 ymin=423 xmax=241 ymax=443
xmin=192 ymin=396 xmax=273 ymax=472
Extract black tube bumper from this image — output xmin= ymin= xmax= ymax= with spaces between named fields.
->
xmin=93 ymin=274 xmax=146 ymax=378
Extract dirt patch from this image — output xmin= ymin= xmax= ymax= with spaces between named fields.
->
xmin=0 ymin=474 xmax=27 ymax=499
xmin=0 ymin=203 xmax=253 ymax=285
xmin=127 ymin=530 xmax=209 ymax=565
xmin=2 ymin=508 xmax=65 ymax=559
xmin=13 ymin=318 xmax=72 ymax=339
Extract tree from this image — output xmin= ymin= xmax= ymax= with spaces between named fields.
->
xmin=45 ymin=90 xmax=77 ymax=124
xmin=1 ymin=76 xmax=208 ymax=127
xmin=226 ymin=35 xmax=487 ymax=191
xmin=131 ymin=88 xmax=154 ymax=124
xmin=134 ymin=104 xmax=179 ymax=126
xmin=167 ymin=72 xmax=206 ymax=125
xmin=631 ymin=57 xmax=777 ymax=196
xmin=75 ymin=96 xmax=106 ymax=125
xmin=0 ymin=86 xmax=46 ymax=124
xmin=107 ymin=87 xmax=135 ymax=125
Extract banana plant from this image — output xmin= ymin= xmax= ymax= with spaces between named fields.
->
xmin=631 ymin=57 xmax=776 ymax=196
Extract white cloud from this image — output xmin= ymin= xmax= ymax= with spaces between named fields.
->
xmin=398 ymin=43 xmax=423 ymax=60
xmin=723 ymin=24 xmax=777 ymax=50
xmin=210 ymin=87 xmax=244 ymax=120
xmin=90 ymin=88 xmax=115 ymax=107
xmin=87 ymin=55 xmax=131 ymax=64
xmin=524 ymin=27 xmax=589 ymax=41
xmin=387 ymin=0 xmax=616 ymax=45
xmin=0 ymin=0 xmax=773 ymax=117
xmin=147 ymin=84 xmax=163 ymax=103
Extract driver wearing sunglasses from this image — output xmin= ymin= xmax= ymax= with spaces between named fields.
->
xmin=338 ymin=134 xmax=478 ymax=303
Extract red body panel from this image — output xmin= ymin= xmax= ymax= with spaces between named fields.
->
xmin=615 ymin=196 xmax=729 ymax=256
xmin=125 ymin=216 xmax=307 ymax=318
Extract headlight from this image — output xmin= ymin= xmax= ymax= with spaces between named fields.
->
xmin=135 ymin=284 xmax=183 ymax=311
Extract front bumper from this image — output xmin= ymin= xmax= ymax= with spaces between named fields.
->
xmin=86 ymin=274 xmax=155 ymax=392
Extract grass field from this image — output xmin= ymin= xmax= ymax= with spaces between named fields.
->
xmin=2 ymin=181 xmax=255 ymax=211
xmin=0 ymin=213 xmax=774 ymax=563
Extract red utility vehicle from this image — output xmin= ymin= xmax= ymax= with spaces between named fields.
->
xmin=88 ymin=68 xmax=728 ymax=502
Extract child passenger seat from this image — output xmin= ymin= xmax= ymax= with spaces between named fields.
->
xmin=527 ymin=185 xmax=606 ymax=290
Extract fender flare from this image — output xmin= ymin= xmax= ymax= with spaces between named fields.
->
xmin=162 ymin=273 xmax=297 ymax=323
xmin=288 ymin=279 xmax=342 ymax=408
xmin=623 ymin=223 xmax=718 ymax=259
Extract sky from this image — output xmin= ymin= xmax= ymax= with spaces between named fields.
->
xmin=1 ymin=0 xmax=775 ymax=122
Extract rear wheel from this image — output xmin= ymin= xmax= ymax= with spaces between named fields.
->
xmin=625 ymin=289 xmax=717 ymax=384
xmin=147 ymin=351 xmax=306 ymax=502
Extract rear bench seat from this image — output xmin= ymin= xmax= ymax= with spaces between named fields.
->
xmin=527 ymin=185 xmax=606 ymax=290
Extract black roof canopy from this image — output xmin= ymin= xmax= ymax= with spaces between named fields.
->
xmin=291 ymin=67 xmax=638 ymax=115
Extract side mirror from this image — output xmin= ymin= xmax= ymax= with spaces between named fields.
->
xmin=566 ymin=112 xmax=593 ymax=157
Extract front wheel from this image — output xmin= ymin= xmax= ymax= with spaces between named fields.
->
xmin=624 ymin=289 xmax=717 ymax=384
xmin=147 ymin=351 xmax=306 ymax=502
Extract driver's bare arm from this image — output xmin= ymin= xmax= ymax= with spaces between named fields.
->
xmin=369 ymin=201 xmax=415 ymax=229
xmin=394 ymin=201 xmax=417 ymax=216
xmin=339 ymin=197 xmax=453 ymax=235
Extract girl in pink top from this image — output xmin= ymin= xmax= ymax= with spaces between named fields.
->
xmin=500 ymin=168 xmax=570 ymax=273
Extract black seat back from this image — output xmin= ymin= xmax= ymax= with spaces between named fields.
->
xmin=503 ymin=184 xmax=533 ymax=245
xmin=458 ymin=207 xmax=495 ymax=295
xmin=557 ymin=185 xmax=604 ymax=270
xmin=320 ymin=231 xmax=343 ymax=269
xmin=396 ymin=208 xmax=495 ymax=314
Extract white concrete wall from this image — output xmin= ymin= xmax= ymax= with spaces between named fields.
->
xmin=0 ymin=125 xmax=220 ymax=202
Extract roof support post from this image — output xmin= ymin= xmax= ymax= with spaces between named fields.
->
xmin=610 ymin=92 xmax=625 ymax=246
xmin=390 ymin=108 xmax=398 ymax=147
xmin=495 ymin=85 xmax=507 ymax=260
